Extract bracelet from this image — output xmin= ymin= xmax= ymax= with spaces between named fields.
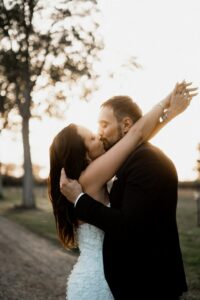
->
xmin=152 ymin=102 xmax=165 ymax=112
xmin=160 ymin=111 xmax=168 ymax=123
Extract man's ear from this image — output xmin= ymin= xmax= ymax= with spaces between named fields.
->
xmin=122 ymin=117 xmax=133 ymax=134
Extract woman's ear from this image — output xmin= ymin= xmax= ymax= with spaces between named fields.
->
xmin=122 ymin=117 xmax=133 ymax=134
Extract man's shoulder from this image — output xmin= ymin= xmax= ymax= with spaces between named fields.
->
xmin=127 ymin=142 xmax=165 ymax=160
xmin=120 ymin=142 xmax=174 ymax=170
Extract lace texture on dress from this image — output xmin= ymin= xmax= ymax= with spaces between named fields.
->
xmin=66 ymin=223 xmax=114 ymax=300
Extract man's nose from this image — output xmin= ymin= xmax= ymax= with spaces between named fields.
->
xmin=98 ymin=126 xmax=103 ymax=137
xmin=97 ymin=132 xmax=102 ymax=141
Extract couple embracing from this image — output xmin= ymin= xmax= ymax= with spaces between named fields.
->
xmin=48 ymin=81 xmax=198 ymax=300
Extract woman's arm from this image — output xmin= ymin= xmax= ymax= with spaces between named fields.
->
xmin=148 ymin=81 xmax=198 ymax=140
xmin=80 ymin=82 xmax=196 ymax=194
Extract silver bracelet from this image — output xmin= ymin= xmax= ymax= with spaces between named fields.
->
xmin=160 ymin=111 xmax=168 ymax=123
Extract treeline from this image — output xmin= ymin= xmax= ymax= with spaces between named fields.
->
xmin=2 ymin=174 xmax=200 ymax=189
xmin=2 ymin=175 xmax=47 ymax=187
xmin=178 ymin=180 xmax=200 ymax=189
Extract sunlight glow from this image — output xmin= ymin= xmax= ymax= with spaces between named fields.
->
xmin=1 ymin=0 xmax=200 ymax=181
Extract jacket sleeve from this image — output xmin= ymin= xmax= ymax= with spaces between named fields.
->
xmin=75 ymin=150 xmax=166 ymax=240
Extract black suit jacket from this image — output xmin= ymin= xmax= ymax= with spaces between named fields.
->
xmin=75 ymin=142 xmax=188 ymax=299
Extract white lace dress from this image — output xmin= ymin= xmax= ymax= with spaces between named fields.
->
xmin=66 ymin=223 xmax=114 ymax=300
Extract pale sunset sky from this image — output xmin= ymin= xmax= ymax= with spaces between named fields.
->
xmin=1 ymin=0 xmax=200 ymax=180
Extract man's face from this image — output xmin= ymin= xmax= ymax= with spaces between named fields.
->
xmin=98 ymin=106 xmax=123 ymax=150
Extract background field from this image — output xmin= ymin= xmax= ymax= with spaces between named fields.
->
xmin=0 ymin=186 xmax=200 ymax=299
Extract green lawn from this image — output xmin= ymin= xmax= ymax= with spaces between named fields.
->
xmin=0 ymin=186 xmax=200 ymax=299
xmin=177 ymin=189 xmax=200 ymax=300
xmin=0 ymin=187 xmax=58 ymax=244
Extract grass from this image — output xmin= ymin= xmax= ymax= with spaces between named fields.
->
xmin=0 ymin=187 xmax=59 ymax=244
xmin=177 ymin=189 xmax=200 ymax=300
xmin=0 ymin=186 xmax=200 ymax=299
xmin=0 ymin=186 xmax=79 ymax=256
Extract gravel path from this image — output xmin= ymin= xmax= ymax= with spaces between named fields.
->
xmin=0 ymin=216 xmax=77 ymax=300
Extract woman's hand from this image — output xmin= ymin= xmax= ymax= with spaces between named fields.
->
xmin=161 ymin=80 xmax=198 ymax=110
xmin=167 ymin=81 xmax=198 ymax=118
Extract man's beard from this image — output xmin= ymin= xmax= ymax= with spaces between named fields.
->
xmin=102 ymin=126 xmax=123 ymax=151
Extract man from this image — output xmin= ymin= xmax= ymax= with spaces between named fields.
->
xmin=60 ymin=95 xmax=188 ymax=300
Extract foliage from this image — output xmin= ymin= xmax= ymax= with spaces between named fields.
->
xmin=0 ymin=0 xmax=103 ymax=125
xmin=0 ymin=0 xmax=103 ymax=207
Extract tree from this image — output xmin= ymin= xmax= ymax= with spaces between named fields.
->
xmin=0 ymin=0 xmax=103 ymax=208
xmin=0 ymin=162 xmax=3 ymax=199
xmin=0 ymin=91 xmax=13 ymax=199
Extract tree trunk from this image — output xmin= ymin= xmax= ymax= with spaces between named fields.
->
xmin=22 ymin=117 xmax=35 ymax=208
xmin=0 ymin=162 xmax=3 ymax=199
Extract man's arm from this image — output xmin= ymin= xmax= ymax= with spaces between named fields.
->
xmin=77 ymin=165 xmax=161 ymax=239
xmin=62 ymin=151 xmax=166 ymax=240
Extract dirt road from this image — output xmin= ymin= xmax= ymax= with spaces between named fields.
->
xmin=0 ymin=216 xmax=77 ymax=300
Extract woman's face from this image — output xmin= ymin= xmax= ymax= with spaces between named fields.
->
xmin=77 ymin=126 xmax=105 ymax=160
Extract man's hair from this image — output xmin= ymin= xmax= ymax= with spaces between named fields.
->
xmin=101 ymin=95 xmax=142 ymax=124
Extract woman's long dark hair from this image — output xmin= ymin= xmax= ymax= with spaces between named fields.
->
xmin=48 ymin=123 xmax=88 ymax=248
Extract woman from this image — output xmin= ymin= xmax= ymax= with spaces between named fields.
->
xmin=48 ymin=81 xmax=197 ymax=299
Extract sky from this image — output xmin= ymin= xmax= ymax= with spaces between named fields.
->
xmin=93 ymin=0 xmax=200 ymax=181
xmin=1 ymin=0 xmax=200 ymax=180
